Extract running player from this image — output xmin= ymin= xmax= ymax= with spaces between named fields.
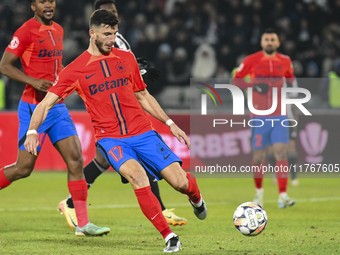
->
xmin=0 ymin=0 xmax=109 ymax=236
xmin=58 ymin=0 xmax=187 ymax=230
xmin=25 ymin=10 xmax=207 ymax=252
xmin=233 ymin=28 xmax=296 ymax=208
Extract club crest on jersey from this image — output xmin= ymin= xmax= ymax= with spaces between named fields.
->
xmin=156 ymin=143 xmax=169 ymax=155
xmin=115 ymin=61 xmax=126 ymax=73
xmin=9 ymin=36 xmax=19 ymax=49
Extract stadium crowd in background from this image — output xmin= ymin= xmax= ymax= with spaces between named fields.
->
xmin=1 ymin=0 xmax=340 ymax=109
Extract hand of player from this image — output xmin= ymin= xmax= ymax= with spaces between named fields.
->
xmin=143 ymin=67 xmax=161 ymax=82
xmin=169 ymin=124 xmax=191 ymax=150
xmin=254 ymin=83 xmax=269 ymax=94
xmin=24 ymin=133 xmax=39 ymax=156
xmin=137 ymin=57 xmax=161 ymax=82
xmin=31 ymin=79 xmax=53 ymax=92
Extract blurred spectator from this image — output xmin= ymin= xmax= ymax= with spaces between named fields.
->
xmin=146 ymin=43 xmax=172 ymax=96
xmin=292 ymin=60 xmax=304 ymax=77
xmin=319 ymin=60 xmax=340 ymax=108
xmin=215 ymin=66 xmax=230 ymax=79
xmin=305 ymin=61 xmax=319 ymax=78
xmin=217 ymin=44 xmax=235 ymax=73
xmin=167 ymin=47 xmax=191 ymax=86
xmin=191 ymin=43 xmax=217 ymax=78
xmin=1 ymin=0 xmax=340 ymax=109
xmin=296 ymin=19 xmax=313 ymax=51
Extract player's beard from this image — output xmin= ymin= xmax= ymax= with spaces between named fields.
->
xmin=94 ymin=38 xmax=111 ymax=55
xmin=264 ymin=47 xmax=276 ymax=55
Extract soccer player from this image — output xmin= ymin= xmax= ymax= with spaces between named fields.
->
xmin=25 ymin=10 xmax=207 ymax=252
xmin=0 ymin=0 xmax=109 ymax=236
xmin=233 ymin=28 xmax=296 ymax=208
xmin=58 ymin=0 xmax=187 ymax=229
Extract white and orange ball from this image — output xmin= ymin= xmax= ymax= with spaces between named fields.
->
xmin=233 ymin=202 xmax=268 ymax=236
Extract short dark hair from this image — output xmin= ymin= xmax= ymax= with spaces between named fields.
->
xmin=263 ymin=28 xmax=278 ymax=35
xmin=94 ymin=0 xmax=116 ymax=10
xmin=89 ymin=9 xmax=118 ymax=28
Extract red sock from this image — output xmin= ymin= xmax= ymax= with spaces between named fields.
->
xmin=180 ymin=172 xmax=201 ymax=203
xmin=68 ymin=179 xmax=89 ymax=228
xmin=0 ymin=167 xmax=12 ymax=190
xmin=253 ymin=161 xmax=264 ymax=189
xmin=134 ymin=186 xmax=172 ymax=239
xmin=276 ymin=160 xmax=289 ymax=193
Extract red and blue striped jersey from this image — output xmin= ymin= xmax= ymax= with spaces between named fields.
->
xmin=6 ymin=18 xmax=63 ymax=104
xmin=49 ymin=48 xmax=153 ymax=140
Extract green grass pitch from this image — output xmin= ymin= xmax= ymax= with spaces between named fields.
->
xmin=0 ymin=172 xmax=339 ymax=254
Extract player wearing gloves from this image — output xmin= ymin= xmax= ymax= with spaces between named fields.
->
xmin=233 ymin=28 xmax=296 ymax=209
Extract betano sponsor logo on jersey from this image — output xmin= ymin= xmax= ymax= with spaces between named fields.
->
xmin=38 ymin=49 xmax=63 ymax=58
xmin=89 ymin=78 xmax=129 ymax=95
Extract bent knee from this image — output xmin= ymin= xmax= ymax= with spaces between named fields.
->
xmin=13 ymin=164 xmax=34 ymax=179
xmin=173 ymin=178 xmax=188 ymax=192
xmin=274 ymin=151 xmax=287 ymax=161
xmin=253 ymin=157 xmax=265 ymax=165
xmin=67 ymin=157 xmax=84 ymax=173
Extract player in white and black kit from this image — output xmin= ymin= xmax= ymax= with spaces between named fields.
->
xmin=114 ymin=32 xmax=130 ymax=50
xmin=58 ymin=0 xmax=188 ymax=229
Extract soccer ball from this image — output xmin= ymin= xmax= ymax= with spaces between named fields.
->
xmin=233 ymin=202 xmax=268 ymax=236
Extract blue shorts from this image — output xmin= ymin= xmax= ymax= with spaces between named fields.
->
xmin=96 ymin=130 xmax=182 ymax=180
xmin=251 ymin=116 xmax=289 ymax=150
xmin=18 ymin=100 xmax=78 ymax=151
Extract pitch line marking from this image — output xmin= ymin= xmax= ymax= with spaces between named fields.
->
xmin=1 ymin=196 xmax=340 ymax=212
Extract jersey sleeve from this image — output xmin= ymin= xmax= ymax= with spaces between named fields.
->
xmin=49 ymin=65 xmax=80 ymax=99
xmin=285 ymin=58 xmax=295 ymax=79
xmin=284 ymin=58 xmax=295 ymax=88
xmin=232 ymin=56 xmax=253 ymax=89
xmin=234 ymin=56 xmax=253 ymax=79
xmin=5 ymin=25 xmax=30 ymax=57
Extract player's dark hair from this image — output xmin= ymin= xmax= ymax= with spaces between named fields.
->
xmin=263 ymin=28 xmax=278 ymax=35
xmin=94 ymin=0 xmax=116 ymax=10
xmin=89 ymin=9 xmax=118 ymax=28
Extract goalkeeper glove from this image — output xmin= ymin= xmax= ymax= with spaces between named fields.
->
xmin=137 ymin=57 xmax=161 ymax=82
xmin=254 ymin=83 xmax=269 ymax=94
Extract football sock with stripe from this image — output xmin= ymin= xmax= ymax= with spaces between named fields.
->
xmin=134 ymin=186 xmax=172 ymax=239
xmin=68 ymin=179 xmax=89 ymax=228
xmin=66 ymin=159 xmax=107 ymax=209
xmin=180 ymin=172 xmax=202 ymax=205
xmin=276 ymin=160 xmax=289 ymax=193
xmin=253 ymin=161 xmax=264 ymax=189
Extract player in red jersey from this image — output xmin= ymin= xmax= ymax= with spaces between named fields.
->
xmin=58 ymin=0 xmax=187 ymax=230
xmin=0 ymin=0 xmax=109 ymax=236
xmin=25 ymin=10 xmax=207 ymax=252
xmin=233 ymin=29 xmax=296 ymax=209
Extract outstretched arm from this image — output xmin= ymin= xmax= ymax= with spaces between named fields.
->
xmin=24 ymin=92 xmax=62 ymax=155
xmin=134 ymin=88 xmax=191 ymax=150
